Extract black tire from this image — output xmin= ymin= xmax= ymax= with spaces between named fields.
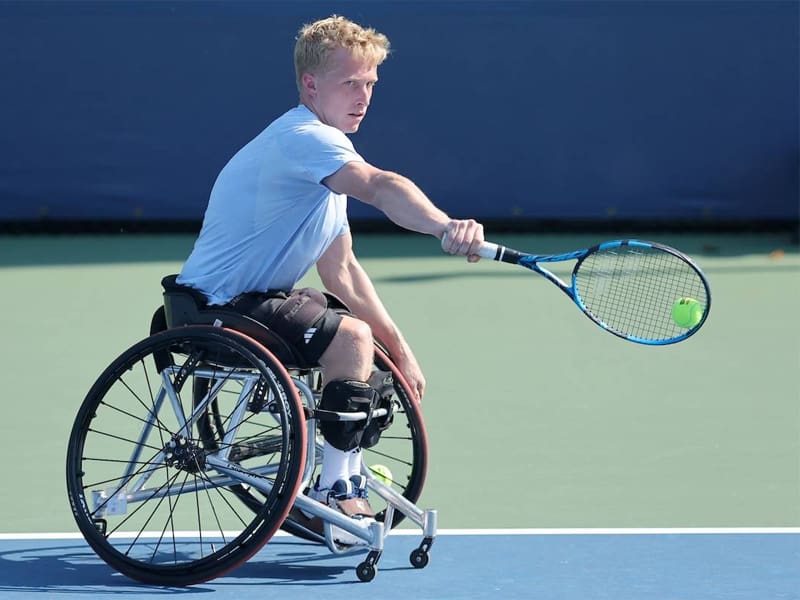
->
xmin=356 ymin=562 xmax=376 ymax=582
xmin=279 ymin=344 xmax=429 ymax=542
xmin=66 ymin=326 xmax=306 ymax=586
xmin=410 ymin=548 xmax=430 ymax=569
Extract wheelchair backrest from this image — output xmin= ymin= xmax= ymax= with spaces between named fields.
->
xmin=158 ymin=275 xmax=309 ymax=369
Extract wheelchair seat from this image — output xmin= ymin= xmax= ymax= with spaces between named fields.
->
xmin=158 ymin=274 xmax=309 ymax=369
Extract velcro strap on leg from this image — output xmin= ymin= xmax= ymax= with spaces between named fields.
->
xmin=317 ymin=380 xmax=378 ymax=451
xmin=359 ymin=370 xmax=396 ymax=448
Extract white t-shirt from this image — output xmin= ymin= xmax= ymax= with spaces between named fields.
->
xmin=178 ymin=105 xmax=364 ymax=304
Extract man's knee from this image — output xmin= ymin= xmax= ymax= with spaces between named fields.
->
xmin=334 ymin=317 xmax=373 ymax=350
xmin=319 ymin=317 xmax=373 ymax=381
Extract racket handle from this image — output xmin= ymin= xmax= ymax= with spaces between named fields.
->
xmin=478 ymin=242 xmax=501 ymax=259
xmin=441 ymin=233 xmax=521 ymax=264
xmin=441 ymin=231 xmax=500 ymax=258
xmin=479 ymin=241 xmax=524 ymax=264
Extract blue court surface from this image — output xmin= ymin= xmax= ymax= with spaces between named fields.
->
xmin=0 ymin=529 xmax=797 ymax=599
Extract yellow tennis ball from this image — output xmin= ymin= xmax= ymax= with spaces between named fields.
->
xmin=671 ymin=297 xmax=703 ymax=328
xmin=370 ymin=464 xmax=393 ymax=486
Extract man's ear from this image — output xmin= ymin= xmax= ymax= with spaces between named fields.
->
xmin=301 ymin=72 xmax=317 ymax=96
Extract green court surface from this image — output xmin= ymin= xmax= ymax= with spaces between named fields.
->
xmin=0 ymin=232 xmax=797 ymax=533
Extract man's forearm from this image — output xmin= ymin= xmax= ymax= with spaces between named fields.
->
xmin=368 ymin=171 xmax=449 ymax=238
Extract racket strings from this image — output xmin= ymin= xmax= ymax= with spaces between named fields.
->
xmin=575 ymin=247 xmax=708 ymax=342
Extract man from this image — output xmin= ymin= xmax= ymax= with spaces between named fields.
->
xmin=177 ymin=15 xmax=484 ymax=537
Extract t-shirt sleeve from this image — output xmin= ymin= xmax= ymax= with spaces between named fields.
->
xmin=290 ymin=123 xmax=365 ymax=184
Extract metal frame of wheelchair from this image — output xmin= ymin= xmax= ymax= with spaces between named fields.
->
xmin=65 ymin=279 xmax=435 ymax=585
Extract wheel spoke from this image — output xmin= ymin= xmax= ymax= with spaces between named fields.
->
xmin=66 ymin=326 xmax=305 ymax=585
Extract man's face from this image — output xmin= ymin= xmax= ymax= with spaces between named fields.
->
xmin=304 ymin=48 xmax=378 ymax=133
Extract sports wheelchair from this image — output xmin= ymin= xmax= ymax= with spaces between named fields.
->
xmin=65 ymin=276 xmax=436 ymax=585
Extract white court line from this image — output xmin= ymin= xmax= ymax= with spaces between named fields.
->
xmin=1 ymin=527 xmax=799 ymax=540
xmin=419 ymin=528 xmax=800 ymax=536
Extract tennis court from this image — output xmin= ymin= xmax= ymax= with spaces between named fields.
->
xmin=0 ymin=530 xmax=797 ymax=599
xmin=0 ymin=232 xmax=797 ymax=597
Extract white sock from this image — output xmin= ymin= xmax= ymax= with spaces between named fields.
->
xmin=349 ymin=447 xmax=363 ymax=479
xmin=319 ymin=441 xmax=353 ymax=490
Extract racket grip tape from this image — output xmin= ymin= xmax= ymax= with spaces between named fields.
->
xmin=441 ymin=233 xmax=523 ymax=264
xmin=479 ymin=242 xmax=524 ymax=264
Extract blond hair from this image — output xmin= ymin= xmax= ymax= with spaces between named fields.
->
xmin=294 ymin=15 xmax=390 ymax=91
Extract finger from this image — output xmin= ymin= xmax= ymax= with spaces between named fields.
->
xmin=447 ymin=220 xmax=477 ymax=255
xmin=408 ymin=372 xmax=425 ymax=403
xmin=454 ymin=223 xmax=481 ymax=256
xmin=441 ymin=225 xmax=464 ymax=254
xmin=440 ymin=230 xmax=454 ymax=254
xmin=466 ymin=223 xmax=485 ymax=257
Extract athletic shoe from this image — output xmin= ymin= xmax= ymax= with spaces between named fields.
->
xmin=294 ymin=476 xmax=375 ymax=545
xmin=311 ymin=476 xmax=376 ymax=519
xmin=348 ymin=474 xmax=370 ymax=499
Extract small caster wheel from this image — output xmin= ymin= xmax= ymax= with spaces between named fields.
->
xmin=410 ymin=548 xmax=429 ymax=569
xmin=356 ymin=562 xmax=376 ymax=582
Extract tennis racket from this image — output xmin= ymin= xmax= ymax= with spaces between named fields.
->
xmin=471 ymin=239 xmax=711 ymax=345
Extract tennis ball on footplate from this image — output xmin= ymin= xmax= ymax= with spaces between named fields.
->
xmin=671 ymin=297 xmax=703 ymax=328
xmin=370 ymin=464 xmax=393 ymax=486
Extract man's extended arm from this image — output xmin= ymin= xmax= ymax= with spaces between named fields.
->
xmin=323 ymin=161 xmax=484 ymax=259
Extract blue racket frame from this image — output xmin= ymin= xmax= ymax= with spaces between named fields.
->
xmin=478 ymin=239 xmax=712 ymax=345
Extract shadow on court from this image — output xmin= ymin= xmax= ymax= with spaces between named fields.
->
xmin=0 ymin=537 xmax=419 ymax=597
xmin=0 ymin=538 xmax=361 ymax=595
xmin=0 ymin=543 xmax=158 ymax=594
xmin=0 ymin=533 xmax=797 ymax=599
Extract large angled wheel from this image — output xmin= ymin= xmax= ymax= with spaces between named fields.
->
xmin=66 ymin=326 xmax=306 ymax=586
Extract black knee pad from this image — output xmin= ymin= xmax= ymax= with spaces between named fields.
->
xmin=361 ymin=370 xmax=396 ymax=449
xmin=318 ymin=380 xmax=378 ymax=451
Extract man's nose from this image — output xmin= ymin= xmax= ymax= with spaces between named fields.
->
xmin=356 ymin=85 xmax=370 ymax=105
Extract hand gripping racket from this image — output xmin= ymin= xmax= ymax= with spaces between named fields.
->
xmin=465 ymin=238 xmax=711 ymax=345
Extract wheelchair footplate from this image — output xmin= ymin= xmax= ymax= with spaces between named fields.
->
xmin=290 ymin=472 xmax=437 ymax=582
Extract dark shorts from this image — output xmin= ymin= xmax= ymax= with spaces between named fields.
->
xmin=226 ymin=287 xmax=343 ymax=365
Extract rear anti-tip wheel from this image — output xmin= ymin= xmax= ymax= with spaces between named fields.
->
xmin=356 ymin=562 xmax=376 ymax=582
xmin=410 ymin=548 xmax=429 ymax=569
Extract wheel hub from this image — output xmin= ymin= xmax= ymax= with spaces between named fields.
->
xmin=164 ymin=435 xmax=206 ymax=473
